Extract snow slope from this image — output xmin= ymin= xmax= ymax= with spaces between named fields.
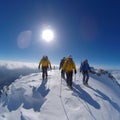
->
xmin=0 ymin=69 xmax=120 ymax=120
xmin=111 ymin=70 xmax=120 ymax=84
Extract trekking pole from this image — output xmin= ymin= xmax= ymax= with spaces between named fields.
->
xmin=74 ymin=74 xmax=76 ymax=83
xmin=79 ymin=70 xmax=82 ymax=79
xmin=38 ymin=68 xmax=41 ymax=80
xmin=38 ymin=67 xmax=42 ymax=80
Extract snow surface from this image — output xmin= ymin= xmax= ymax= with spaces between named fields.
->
xmin=0 ymin=61 xmax=120 ymax=120
xmin=110 ymin=70 xmax=120 ymax=84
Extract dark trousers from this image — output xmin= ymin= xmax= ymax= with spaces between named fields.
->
xmin=42 ymin=66 xmax=48 ymax=80
xmin=66 ymin=71 xmax=73 ymax=87
xmin=61 ymin=70 xmax=65 ymax=79
xmin=82 ymin=71 xmax=89 ymax=83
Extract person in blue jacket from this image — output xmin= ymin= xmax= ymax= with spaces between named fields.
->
xmin=80 ymin=59 xmax=91 ymax=85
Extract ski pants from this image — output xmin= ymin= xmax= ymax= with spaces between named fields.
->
xmin=82 ymin=71 xmax=89 ymax=83
xmin=66 ymin=71 xmax=73 ymax=87
xmin=61 ymin=70 xmax=65 ymax=79
xmin=42 ymin=66 xmax=48 ymax=79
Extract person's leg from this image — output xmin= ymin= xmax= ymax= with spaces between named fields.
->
xmin=45 ymin=67 xmax=48 ymax=79
xmin=61 ymin=70 xmax=64 ymax=79
xmin=42 ymin=67 xmax=45 ymax=80
xmin=63 ymin=71 xmax=66 ymax=79
xmin=69 ymin=71 xmax=73 ymax=88
xmin=82 ymin=71 xmax=86 ymax=84
xmin=86 ymin=72 xmax=89 ymax=84
xmin=66 ymin=72 xmax=69 ymax=86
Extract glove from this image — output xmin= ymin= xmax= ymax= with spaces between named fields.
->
xmin=89 ymin=70 xmax=92 ymax=73
xmin=74 ymin=69 xmax=77 ymax=74
xmin=80 ymin=70 xmax=82 ymax=72
xmin=61 ymin=69 xmax=64 ymax=74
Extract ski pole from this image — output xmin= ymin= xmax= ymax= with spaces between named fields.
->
xmin=79 ymin=72 xmax=81 ymax=78
xmin=74 ymin=74 xmax=76 ymax=82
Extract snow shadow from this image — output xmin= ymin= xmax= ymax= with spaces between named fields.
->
xmin=72 ymin=83 xmax=100 ymax=109
xmin=37 ymin=79 xmax=50 ymax=98
xmin=1 ymin=79 xmax=50 ymax=112
xmin=89 ymin=87 xmax=120 ymax=112
xmin=2 ymin=87 xmax=26 ymax=111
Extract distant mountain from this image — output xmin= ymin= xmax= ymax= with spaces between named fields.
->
xmin=90 ymin=67 xmax=120 ymax=87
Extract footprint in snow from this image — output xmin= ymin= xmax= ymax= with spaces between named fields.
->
xmin=64 ymin=98 xmax=80 ymax=110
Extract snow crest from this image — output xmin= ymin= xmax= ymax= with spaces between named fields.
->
xmin=0 ymin=69 xmax=120 ymax=120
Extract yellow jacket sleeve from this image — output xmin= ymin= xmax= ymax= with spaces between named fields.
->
xmin=47 ymin=60 xmax=51 ymax=67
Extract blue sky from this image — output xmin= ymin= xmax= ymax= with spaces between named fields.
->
xmin=0 ymin=0 xmax=120 ymax=68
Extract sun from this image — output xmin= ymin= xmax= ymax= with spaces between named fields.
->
xmin=41 ymin=29 xmax=54 ymax=42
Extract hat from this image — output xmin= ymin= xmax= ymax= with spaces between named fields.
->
xmin=84 ymin=59 xmax=88 ymax=63
xmin=68 ymin=55 xmax=72 ymax=58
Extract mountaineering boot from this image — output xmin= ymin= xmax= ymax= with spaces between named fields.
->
xmin=68 ymin=85 xmax=73 ymax=90
xmin=42 ymin=74 xmax=45 ymax=80
xmin=83 ymin=81 xmax=86 ymax=85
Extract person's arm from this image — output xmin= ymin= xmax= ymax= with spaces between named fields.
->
xmin=88 ymin=64 xmax=91 ymax=71
xmin=59 ymin=61 xmax=62 ymax=70
xmin=73 ymin=61 xmax=77 ymax=74
xmin=61 ymin=60 xmax=66 ymax=71
xmin=38 ymin=61 xmax=41 ymax=69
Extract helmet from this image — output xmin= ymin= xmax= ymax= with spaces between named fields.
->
xmin=84 ymin=59 xmax=88 ymax=63
xmin=43 ymin=55 xmax=46 ymax=58
xmin=42 ymin=55 xmax=48 ymax=60
xmin=68 ymin=55 xmax=72 ymax=58
xmin=45 ymin=56 xmax=48 ymax=59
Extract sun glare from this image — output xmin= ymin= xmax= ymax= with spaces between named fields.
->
xmin=42 ymin=29 xmax=54 ymax=42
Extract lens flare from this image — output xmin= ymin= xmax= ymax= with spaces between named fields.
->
xmin=17 ymin=30 xmax=32 ymax=49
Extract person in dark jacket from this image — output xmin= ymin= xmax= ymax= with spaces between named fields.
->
xmin=80 ymin=59 xmax=91 ymax=85
xmin=59 ymin=57 xmax=66 ymax=79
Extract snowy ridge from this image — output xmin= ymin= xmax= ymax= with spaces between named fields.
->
xmin=0 ymin=69 xmax=120 ymax=120
xmin=110 ymin=70 xmax=120 ymax=84
xmin=90 ymin=67 xmax=120 ymax=88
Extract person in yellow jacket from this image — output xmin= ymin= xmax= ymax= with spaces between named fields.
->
xmin=38 ymin=56 xmax=52 ymax=80
xmin=62 ymin=55 xmax=77 ymax=89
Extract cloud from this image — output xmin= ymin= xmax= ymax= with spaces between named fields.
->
xmin=0 ymin=60 xmax=37 ymax=70
xmin=0 ymin=60 xmax=59 ymax=90
xmin=0 ymin=60 xmax=38 ymax=89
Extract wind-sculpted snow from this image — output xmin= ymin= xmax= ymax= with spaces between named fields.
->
xmin=0 ymin=62 xmax=120 ymax=120
xmin=0 ymin=73 xmax=49 ymax=113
